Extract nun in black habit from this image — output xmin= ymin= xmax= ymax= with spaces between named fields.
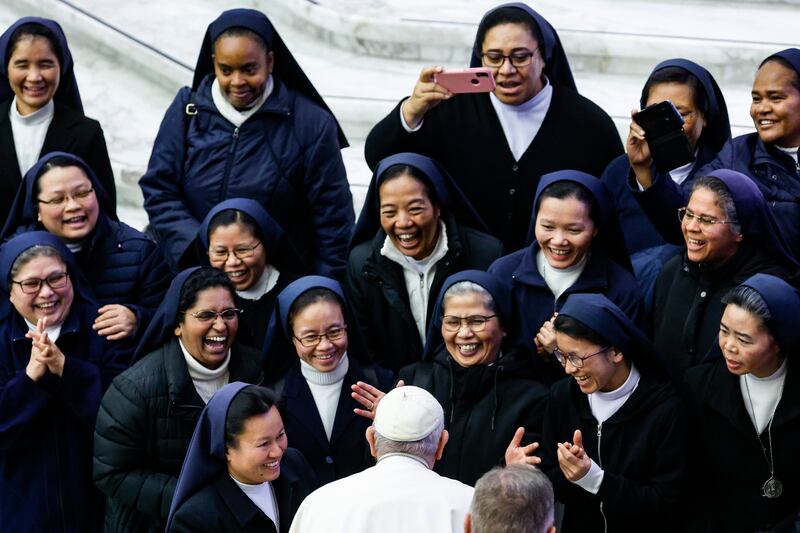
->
xmin=198 ymin=198 xmax=305 ymax=351
xmin=364 ymin=2 xmax=622 ymax=252
xmin=346 ymin=152 xmax=502 ymax=372
xmin=0 ymin=16 xmax=115 ymax=221
xmin=140 ymin=8 xmax=353 ymax=277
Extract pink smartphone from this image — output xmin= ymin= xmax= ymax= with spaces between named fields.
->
xmin=434 ymin=68 xmax=496 ymax=94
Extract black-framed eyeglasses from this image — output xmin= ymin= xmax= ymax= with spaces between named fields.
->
xmin=553 ymin=346 xmax=610 ymax=368
xmin=293 ymin=326 xmax=347 ymax=348
xmin=480 ymin=49 xmax=537 ymax=69
xmin=37 ymin=188 xmax=95 ymax=207
xmin=441 ymin=315 xmax=497 ymax=332
xmin=12 ymin=272 xmax=70 ymax=294
xmin=678 ymin=207 xmax=735 ymax=228
xmin=186 ymin=308 xmax=242 ymax=322
xmin=209 ymin=241 xmax=262 ymax=262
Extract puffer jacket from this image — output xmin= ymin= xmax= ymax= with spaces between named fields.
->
xmin=93 ymin=338 xmax=263 ymax=533
xmin=139 ymin=75 xmax=354 ymax=277
xmin=346 ymin=213 xmax=503 ymax=372
xmin=398 ymin=346 xmax=548 ymax=486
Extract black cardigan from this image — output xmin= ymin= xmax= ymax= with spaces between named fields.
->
xmin=364 ymin=86 xmax=623 ymax=252
xmin=0 ymin=98 xmax=116 ymax=224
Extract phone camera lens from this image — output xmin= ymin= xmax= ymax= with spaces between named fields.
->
xmin=471 ymin=78 xmax=480 ymax=85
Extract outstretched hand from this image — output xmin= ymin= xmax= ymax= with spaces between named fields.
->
xmin=504 ymin=427 xmax=541 ymax=466
xmin=351 ymin=380 xmax=405 ymax=420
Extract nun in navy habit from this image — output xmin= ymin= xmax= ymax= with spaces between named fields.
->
xmin=0 ymin=231 xmax=128 ymax=533
xmin=198 ymin=198 xmax=306 ymax=350
xmin=0 ymin=17 xmax=115 ymax=222
xmin=538 ymin=293 xmax=687 ymax=533
xmin=649 ymin=169 xmax=798 ymax=379
xmin=365 ymin=3 xmax=622 ymax=251
xmin=684 ymin=274 xmax=800 ymax=532
xmin=346 ymin=152 xmax=502 ymax=372
xmin=166 ymin=382 xmax=317 ymax=533
xmin=601 ymin=59 xmax=731 ymax=307
xmin=489 ymin=170 xmax=643 ymax=385
xmin=93 ymin=267 xmax=263 ymax=533
xmin=262 ymin=276 xmax=393 ymax=485
xmin=140 ymin=8 xmax=353 ymax=277
xmin=2 ymin=151 xmax=171 ymax=350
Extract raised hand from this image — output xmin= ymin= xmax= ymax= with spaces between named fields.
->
xmin=351 ymin=379 xmax=405 ymax=420
xmin=534 ymin=313 xmax=558 ymax=356
xmin=557 ymin=429 xmax=592 ymax=482
xmin=627 ymin=109 xmax=655 ymax=187
xmin=504 ymin=426 xmax=541 ymax=466
xmin=26 ymin=317 xmax=66 ymax=377
xmin=401 ymin=66 xmax=454 ymax=129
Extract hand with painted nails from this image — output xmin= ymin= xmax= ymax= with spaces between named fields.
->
xmin=402 ymin=66 xmax=454 ymax=129
xmin=504 ymin=426 xmax=541 ymax=466
xmin=351 ymin=379 xmax=405 ymax=419
xmin=557 ymin=429 xmax=592 ymax=482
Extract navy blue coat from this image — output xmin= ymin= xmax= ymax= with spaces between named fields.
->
xmin=140 ymin=75 xmax=354 ymax=277
xmin=0 ymin=301 xmax=127 ymax=533
xmin=489 ymin=244 xmax=643 ymax=384
xmin=269 ymin=359 xmax=393 ymax=486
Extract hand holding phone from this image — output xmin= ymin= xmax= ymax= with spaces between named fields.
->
xmin=632 ymin=101 xmax=694 ymax=173
xmin=434 ymin=68 xmax=496 ymax=94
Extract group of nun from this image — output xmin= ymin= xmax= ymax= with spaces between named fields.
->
xmin=0 ymin=2 xmax=799 ymax=533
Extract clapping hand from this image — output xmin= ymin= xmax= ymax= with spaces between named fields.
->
xmin=557 ymin=429 xmax=592 ymax=482
xmin=25 ymin=317 xmax=66 ymax=379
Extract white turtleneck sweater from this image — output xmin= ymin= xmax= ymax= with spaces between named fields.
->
xmin=10 ymin=97 xmax=55 ymax=175
xmin=237 ymin=264 xmax=280 ymax=301
xmin=380 ymin=220 xmax=449 ymax=343
xmin=740 ymin=359 xmax=787 ymax=434
xmin=574 ymin=363 xmax=641 ymax=495
xmin=179 ymin=339 xmax=230 ymax=404
xmin=776 ymin=145 xmax=799 ymax=170
xmin=231 ymin=476 xmax=279 ymax=529
xmin=211 ymin=75 xmax=273 ymax=128
xmin=536 ymin=249 xmax=588 ymax=300
xmin=300 ymin=354 xmax=350 ymax=440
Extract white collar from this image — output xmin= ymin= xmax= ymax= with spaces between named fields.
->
xmin=211 ymin=75 xmax=273 ymax=127
xmin=237 ymin=264 xmax=280 ymax=301
xmin=380 ymin=220 xmax=448 ymax=273
xmin=592 ymin=363 xmax=640 ymax=401
xmin=11 ymin=97 xmax=55 ymax=124
xmin=24 ymin=317 xmax=62 ymax=343
xmin=300 ymin=353 xmax=350 ymax=385
xmin=178 ymin=338 xmax=231 ymax=379
xmin=377 ymin=453 xmax=430 ymax=469
xmin=489 ymin=75 xmax=552 ymax=112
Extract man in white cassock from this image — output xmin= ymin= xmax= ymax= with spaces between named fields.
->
xmin=288 ymin=386 xmax=473 ymax=533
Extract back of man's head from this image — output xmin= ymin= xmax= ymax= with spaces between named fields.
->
xmin=370 ymin=386 xmax=446 ymax=467
xmin=466 ymin=465 xmax=555 ymax=533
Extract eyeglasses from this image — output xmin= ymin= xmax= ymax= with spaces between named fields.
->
xmin=37 ymin=188 xmax=95 ymax=207
xmin=209 ymin=241 xmax=262 ymax=262
xmin=186 ymin=308 xmax=242 ymax=322
xmin=12 ymin=272 xmax=69 ymax=294
xmin=293 ymin=326 xmax=347 ymax=347
xmin=678 ymin=207 xmax=736 ymax=228
xmin=553 ymin=346 xmax=610 ymax=368
xmin=480 ymin=49 xmax=537 ymax=69
xmin=441 ymin=315 xmax=497 ymax=332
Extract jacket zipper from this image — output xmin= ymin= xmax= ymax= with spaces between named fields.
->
xmin=597 ymin=423 xmax=607 ymax=533
xmin=220 ymin=126 xmax=240 ymax=200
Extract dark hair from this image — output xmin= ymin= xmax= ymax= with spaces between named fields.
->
xmin=224 ymin=386 xmax=279 ymax=449
xmin=8 ymin=245 xmax=65 ymax=290
xmin=287 ymin=287 xmax=344 ymax=333
xmin=177 ymin=267 xmax=236 ymax=323
xmin=536 ymin=180 xmax=599 ymax=224
xmin=554 ymin=314 xmax=610 ymax=348
xmin=378 ymin=164 xmax=439 ymax=207
xmin=214 ymin=26 xmax=269 ymax=54
xmin=758 ymin=56 xmax=800 ymax=92
xmin=721 ymin=285 xmax=776 ymax=339
xmin=642 ymin=66 xmax=709 ymax=117
xmin=5 ymin=22 xmax=64 ymax=67
xmin=207 ymin=208 xmax=263 ymax=243
xmin=32 ymin=155 xmax=87 ymax=199
xmin=475 ymin=7 xmax=543 ymax=53
xmin=690 ymin=175 xmax=741 ymax=234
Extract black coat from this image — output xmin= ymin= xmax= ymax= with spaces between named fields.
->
xmin=539 ymin=371 xmax=688 ymax=533
xmin=93 ymin=338 xmax=263 ymax=533
xmin=269 ymin=359 xmax=393 ymax=485
xmin=346 ymin=214 xmax=503 ymax=371
xmin=398 ymin=347 xmax=548 ymax=486
xmin=653 ymin=243 xmax=789 ymax=379
xmin=235 ymin=271 xmax=300 ymax=352
xmin=168 ymin=448 xmax=316 ymax=533
xmin=364 ymin=87 xmax=623 ymax=252
xmin=0 ymin=99 xmax=115 ymax=224
xmin=684 ymin=360 xmax=800 ymax=532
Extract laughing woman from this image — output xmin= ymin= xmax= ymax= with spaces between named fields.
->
xmin=685 ymin=274 xmax=800 ymax=531
xmin=93 ymin=268 xmax=263 ymax=533
xmin=0 ymin=232 xmax=127 ymax=532
xmin=0 ymin=17 xmax=115 ymax=223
